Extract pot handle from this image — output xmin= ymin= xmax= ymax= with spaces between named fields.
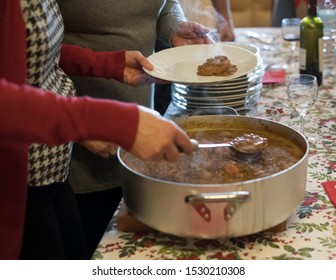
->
xmin=185 ymin=191 xmax=250 ymax=222
xmin=185 ymin=191 xmax=250 ymax=204
xmin=190 ymin=106 xmax=239 ymax=116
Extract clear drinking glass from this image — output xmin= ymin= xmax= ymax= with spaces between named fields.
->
xmin=287 ymin=74 xmax=319 ymax=143
xmin=317 ymin=0 xmax=336 ymax=36
xmin=317 ymin=0 xmax=336 ymax=77
xmin=281 ymin=18 xmax=301 ymax=75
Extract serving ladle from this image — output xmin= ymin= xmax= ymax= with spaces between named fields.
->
xmin=189 ymin=133 xmax=267 ymax=162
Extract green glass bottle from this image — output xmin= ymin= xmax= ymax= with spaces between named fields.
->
xmin=300 ymin=0 xmax=324 ymax=86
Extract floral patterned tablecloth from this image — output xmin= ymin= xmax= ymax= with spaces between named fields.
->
xmin=93 ymin=28 xmax=336 ymax=260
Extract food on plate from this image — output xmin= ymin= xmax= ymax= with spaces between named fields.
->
xmin=197 ymin=55 xmax=238 ymax=76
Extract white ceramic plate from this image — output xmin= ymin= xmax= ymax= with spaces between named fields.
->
xmin=175 ymin=84 xmax=262 ymax=101
xmin=145 ymin=44 xmax=258 ymax=84
xmin=173 ymin=80 xmax=262 ymax=95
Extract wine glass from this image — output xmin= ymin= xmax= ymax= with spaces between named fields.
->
xmin=281 ymin=18 xmax=301 ymax=75
xmin=287 ymin=74 xmax=319 ymax=143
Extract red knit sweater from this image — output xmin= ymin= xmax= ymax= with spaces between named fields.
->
xmin=0 ymin=0 xmax=138 ymax=259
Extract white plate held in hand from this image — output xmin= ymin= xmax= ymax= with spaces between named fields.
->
xmin=144 ymin=44 xmax=258 ymax=85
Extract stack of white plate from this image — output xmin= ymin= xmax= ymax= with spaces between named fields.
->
xmin=171 ymin=43 xmax=263 ymax=113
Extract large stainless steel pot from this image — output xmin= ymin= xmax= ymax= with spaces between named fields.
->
xmin=118 ymin=115 xmax=309 ymax=239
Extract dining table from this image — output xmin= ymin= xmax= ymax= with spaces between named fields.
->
xmin=93 ymin=27 xmax=336 ymax=260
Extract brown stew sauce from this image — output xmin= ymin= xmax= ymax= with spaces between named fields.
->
xmin=124 ymin=129 xmax=304 ymax=184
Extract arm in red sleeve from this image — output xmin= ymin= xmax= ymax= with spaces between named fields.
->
xmin=0 ymin=79 xmax=138 ymax=150
xmin=59 ymin=44 xmax=126 ymax=82
xmin=0 ymin=77 xmax=138 ymax=260
xmin=0 ymin=0 xmax=27 ymax=84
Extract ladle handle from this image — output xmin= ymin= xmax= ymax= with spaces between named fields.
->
xmin=178 ymin=139 xmax=231 ymax=153
xmin=177 ymin=139 xmax=200 ymax=153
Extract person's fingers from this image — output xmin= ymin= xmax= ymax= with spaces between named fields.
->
xmin=134 ymin=51 xmax=154 ymax=71
xmin=131 ymin=106 xmax=194 ymax=162
xmin=191 ymin=23 xmax=209 ymax=38
xmin=163 ymin=145 xmax=180 ymax=162
xmin=175 ymin=137 xmax=193 ymax=155
xmin=175 ymin=21 xmax=209 ymax=38
xmin=160 ymin=129 xmax=192 ymax=162
xmin=94 ymin=142 xmax=118 ymax=158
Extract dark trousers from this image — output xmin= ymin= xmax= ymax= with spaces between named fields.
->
xmin=154 ymin=83 xmax=172 ymax=116
xmin=20 ymin=181 xmax=89 ymax=260
xmin=75 ymin=187 xmax=123 ymax=258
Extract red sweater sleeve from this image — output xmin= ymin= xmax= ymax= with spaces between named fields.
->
xmin=0 ymin=79 xmax=138 ymax=151
xmin=0 ymin=0 xmax=26 ymax=84
xmin=59 ymin=44 xmax=125 ymax=82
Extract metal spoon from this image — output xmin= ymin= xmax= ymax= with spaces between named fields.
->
xmin=190 ymin=133 xmax=267 ymax=162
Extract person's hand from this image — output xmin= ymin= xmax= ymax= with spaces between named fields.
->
xmin=130 ymin=106 xmax=193 ymax=162
xmin=123 ymin=51 xmax=154 ymax=86
xmin=171 ymin=21 xmax=214 ymax=46
xmin=217 ymin=20 xmax=235 ymax=42
xmin=123 ymin=51 xmax=168 ymax=86
xmin=81 ymin=140 xmax=119 ymax=159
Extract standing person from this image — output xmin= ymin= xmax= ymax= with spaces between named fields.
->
xmin=0 ymin=0 xmax=193 ymax=260
xmin=57 ymin=0 xmax=214 ymax=257
xmin=155 ymin=0 xmax=236 ymax=115
xmin=211 ymin=0 xmax=235 ymax=41
xmin=272 ymin=0 xmax=298 ymax=27
xmin=0 ymin=80 xmax=192 ymax=260
xmin=272 ymin=0 xmax=319 ymax=27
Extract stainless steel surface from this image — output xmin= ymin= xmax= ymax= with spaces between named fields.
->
xmin=185 ymin=191 xmax=251 ymax=222
xmin=118 ymin=115 xmax=309 ymax=239
xmin=190 ymin=139 xmax=231 ymax=149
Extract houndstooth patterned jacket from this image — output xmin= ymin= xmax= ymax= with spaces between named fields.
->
xmin=21 ymin=0 xmax=76 ymax=186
